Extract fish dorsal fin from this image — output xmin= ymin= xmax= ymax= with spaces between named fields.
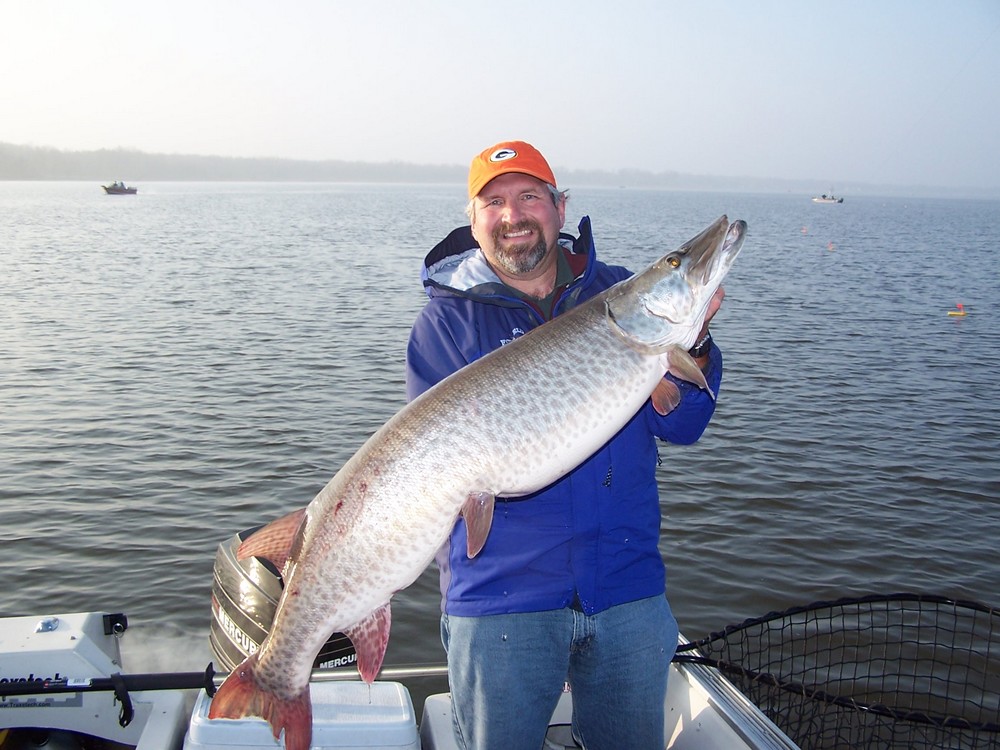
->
xmin=345 ymin=602 xmax=392 ymax=683
xmin=462 ymin=491 xmax=495 ymax=558
xmin=237 ymin=507 xmax=307 ymax=572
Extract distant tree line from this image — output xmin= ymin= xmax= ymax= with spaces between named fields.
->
xmin=1 ymin=141 xmax=983 ymax=198
xmin=0 ymin=141 xmax=748 ymax=190
xmin=0 ymin=142 xmax=467 ymax=183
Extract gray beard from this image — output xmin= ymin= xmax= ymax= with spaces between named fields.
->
xmin=489 ymin=221 xmax=549 ymax=275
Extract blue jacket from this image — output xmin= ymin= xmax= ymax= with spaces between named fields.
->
xmin=405 ymin=217 xmax=722 ymax=616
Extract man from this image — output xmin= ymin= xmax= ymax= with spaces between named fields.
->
xmin=405 ymin=141 xmax=723 ymax=749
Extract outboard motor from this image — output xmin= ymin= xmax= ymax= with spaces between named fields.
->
xmin=209 ymin=527 xmax=356 ymax=673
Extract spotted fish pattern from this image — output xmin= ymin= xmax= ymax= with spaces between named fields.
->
xmin=208 ymin=216 xmax=747 ymax=750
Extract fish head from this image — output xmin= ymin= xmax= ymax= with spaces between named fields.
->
xmin=606 ymin=216 xmax=746 ymax=352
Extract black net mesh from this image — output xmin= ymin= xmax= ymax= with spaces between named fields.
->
xmin=674 ymin=594 xmax=1000 ymax=749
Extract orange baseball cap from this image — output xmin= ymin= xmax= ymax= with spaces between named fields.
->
xmin=468 ymin=140 xmax=557 ymax=199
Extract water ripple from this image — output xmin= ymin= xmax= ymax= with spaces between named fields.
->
xmin=1 ymin=183 xmax=997 ymax=669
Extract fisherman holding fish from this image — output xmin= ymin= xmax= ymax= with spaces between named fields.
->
xmin=209 ymin=140 xmax=739 ymax=750
xmin=406 ymin=141 xmax=725 ymax=749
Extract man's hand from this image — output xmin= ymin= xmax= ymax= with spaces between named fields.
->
xmin=699 ymin=286 xmax=725 ymax=338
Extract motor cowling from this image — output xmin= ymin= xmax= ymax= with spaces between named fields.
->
xmin=209 ymin=527 xmax=356 ymax=672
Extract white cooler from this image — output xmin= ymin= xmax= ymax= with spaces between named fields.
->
xmin=185 ymin=681 xmax=419 ymax=750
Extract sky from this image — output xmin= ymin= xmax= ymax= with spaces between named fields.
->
xmin=2 ymin=1 xmax=999 ymax=190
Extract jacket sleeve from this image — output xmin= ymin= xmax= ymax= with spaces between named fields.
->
xmin=405 ymin=299 xmax=475 ymax=402
xmin=645 ymin=342 xmax=724 ymax=445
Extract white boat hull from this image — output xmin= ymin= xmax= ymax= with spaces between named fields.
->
xmin=419 ymin=635 xmax=798 ymax=750
xmin=0 ymin=611 xmax=798 ymax=749
xmin=0 ymin=612 xmax=187 ymax=750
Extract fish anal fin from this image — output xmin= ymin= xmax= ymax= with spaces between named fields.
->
xmin=651 ymin=379 xmax=682 ymax=416
xmin=209 ymin=652 xmax=313 ymax=750
xmin=462 ymin=491 xmax=495 ymax=558
xmin=345 ymin=602 xmax=392 ymax=684
xmin=237 ymin=507 xmax=307 ymax=571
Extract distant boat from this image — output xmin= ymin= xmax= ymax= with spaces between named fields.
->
xmin=102 ymin=181 xmax=138 ymax=195
xmin=811 ymin=191 xmax=843 ymax=204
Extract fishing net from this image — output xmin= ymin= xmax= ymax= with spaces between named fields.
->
xmin=673 ymin=593 xmax=1000 ymax=749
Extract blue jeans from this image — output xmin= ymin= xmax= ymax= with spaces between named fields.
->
xmin=441 ymin=595 xmax=678 ymax=750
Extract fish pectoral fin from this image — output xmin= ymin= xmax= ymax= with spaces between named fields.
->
xmin=651 ymin=379 xmax=682 ymax=415
xmin=665 ymin=347 xmax=715 ymax=400
xmin=345 ymin=602 xmax=391 ymax=684
xmin=237 ymin=507 xmax=308 ymax=571
xmin=462 ymin=491 xmax=496 ymax=559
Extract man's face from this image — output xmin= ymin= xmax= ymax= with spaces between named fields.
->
xmin=470 ymin=172 xmax=566 ymax=277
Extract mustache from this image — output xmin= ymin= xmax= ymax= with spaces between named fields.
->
xmin=492 ymin=219 xmax=541 ymax=243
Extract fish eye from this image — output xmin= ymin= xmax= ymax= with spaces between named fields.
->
xmin=666 ymin=256 xmax=681 ymax=269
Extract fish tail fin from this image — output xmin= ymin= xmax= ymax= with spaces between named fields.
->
xmin=209 ymin=653 xmax=313 ymax=750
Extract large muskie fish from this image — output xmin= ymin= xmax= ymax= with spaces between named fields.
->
xmin=209 ymin=216 xmax=747 ymax=749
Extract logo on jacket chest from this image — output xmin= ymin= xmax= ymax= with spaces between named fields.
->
xmin=499 ymin=327 xmax=526 ymax=347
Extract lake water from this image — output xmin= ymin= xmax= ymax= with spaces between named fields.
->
xmin=2 ymin=181 xmax=997 ymax=691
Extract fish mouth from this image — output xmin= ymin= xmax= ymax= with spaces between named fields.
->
xmin=603 ymin=216 xmax=746 ymax=355
xmin=639 ymin=216 xmax=745 ymax=327
xmin=681 ymin=217 xmax=746 ymax=289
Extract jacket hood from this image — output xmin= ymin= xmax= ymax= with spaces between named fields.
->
xmin=421 ymin=216 xmax=597 ymax=301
